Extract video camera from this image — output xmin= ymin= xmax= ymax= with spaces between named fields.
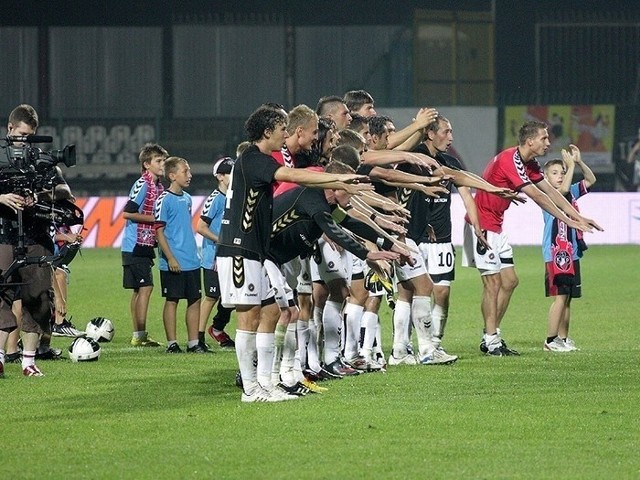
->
xmin=1 ymin=134 xmax=76 ymax=194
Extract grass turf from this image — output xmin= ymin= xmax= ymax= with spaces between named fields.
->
xmin=1 ymin=245 xmax=639 ymax=479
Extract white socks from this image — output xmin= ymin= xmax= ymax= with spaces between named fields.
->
xmin=280 ymin=323 xmax=297 ymax=386
xmin=322 ymin=300 xmax=343 ymax=365
xmin=359 ymin=311 xmax=379 ymax=359
xmin=412 ymin=295 xmax=435 ymax=357
xmin=343 ymin=302 xmax=363 ymax=361
xmin=256 ymin=331 xmax=275 ymax=390
xmin=392 ymin=300 xmax=411 ymax=357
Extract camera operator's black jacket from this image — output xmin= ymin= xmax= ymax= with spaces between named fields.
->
xmin=0 ymin=146 xmax=68 ymax=249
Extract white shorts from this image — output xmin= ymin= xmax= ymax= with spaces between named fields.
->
xmin=282 ymin=256 xmax=312 ymax=295
xmin=264 ymin=259 xmax=295 ymax=309
xmin=418 ymin=242 xmax=455 ymax=286
xmin=217 ymin=256 xmax=275 ymax=307
xmin=310 ymin=237 xmax=352 ymax=284
xmin=351 ymin=254 xmax=365 ymax=279
xmin=461 ymin=223 xmax=514 ymax=275
xmin=394 ymin=237 xmax=428 ymax=282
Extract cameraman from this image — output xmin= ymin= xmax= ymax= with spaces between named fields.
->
xmin=0 ymin=104 xmax=74 ymax=377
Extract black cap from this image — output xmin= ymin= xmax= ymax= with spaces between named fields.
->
xmin=213 ymin=157 xmax=235 ymax=176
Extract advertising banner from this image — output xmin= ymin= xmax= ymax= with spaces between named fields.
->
xmin=380 ymin=106 xmax=498 ymax=174
xmin=504 ymin=105 xmax=616 ymax=167
xmin=74 ymin=193 xmax=640 ymax=249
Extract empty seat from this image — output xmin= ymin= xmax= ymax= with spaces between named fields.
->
xmin=62 ymin=125 xmax=84 ymax=146
xmin=133 ymin=124 xmax=155 ymax=144
xmin=73 ymin=153 xmax=89 ymax=166
xmin=106 ymin=125 xmax=131 ymax=154
xmin=105 ymin=169 xmax=128 ymax=179
xmin=90 ymin=151 xmax=113 ymax=165
xmin=115 ymin=151 xmax=137 ymax=165
xmin=84 ymin=125 xmax=108 ymax=153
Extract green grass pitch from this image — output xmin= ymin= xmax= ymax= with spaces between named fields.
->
xmin=2 ymin=245 xmax=639 ymax=479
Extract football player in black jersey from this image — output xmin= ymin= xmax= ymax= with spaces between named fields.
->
xmin=216 ymin=105 xmax=370 ymax=403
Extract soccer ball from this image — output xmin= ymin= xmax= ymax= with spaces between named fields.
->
xmin=85 ymin=317 xmax=115 ymax=342
xmin=68 ymin=337 xmax=101 ymax=362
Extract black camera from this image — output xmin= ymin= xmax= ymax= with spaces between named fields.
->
xmin=1 ymin=135 xmax=76 ymax=194
xmin=2 ymin=143 xmax=76 ymax=170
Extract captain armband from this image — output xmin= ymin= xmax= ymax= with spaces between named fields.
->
xmin=332 ymin=206 xmax=349 ymax=224
xmin=376 ymin=237 xmax=393 ymax=251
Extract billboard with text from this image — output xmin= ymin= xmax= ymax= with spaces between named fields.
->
xmin=74 ymin=193 xmax=640 ymax=249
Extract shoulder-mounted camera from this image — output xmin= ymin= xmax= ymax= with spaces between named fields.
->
xmin=1 ymin=134 xmax=76 ymax=194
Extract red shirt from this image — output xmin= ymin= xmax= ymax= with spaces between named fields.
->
xmin=271 ymin=146 xmax=296 ymax=193
xmin=273 ymin=165 xmax=324 ymax=197
xmin=471 ymin=146 xmax=544 ymax=233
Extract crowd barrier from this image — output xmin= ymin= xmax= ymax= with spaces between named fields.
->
xmin=74 ymin=193 xmax=640 ymax=249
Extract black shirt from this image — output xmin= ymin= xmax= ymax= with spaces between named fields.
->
xmin=217 ymin=144 xmax=281 ymax=261
xmin=268 ymin=185 xmax=373 ymax=266
xmin=0 ymin=148 xmax=67 ymax=248
xmin=398 ymin=144 xmax=462 ymax=244
xmin=357 ymin=162 xmax=397 ymax=199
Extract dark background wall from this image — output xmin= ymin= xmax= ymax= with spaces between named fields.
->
xmin=4 ymin=0 xmax=639 ymax=107
xmin=2 ymin=0 xmax=639 ymax=193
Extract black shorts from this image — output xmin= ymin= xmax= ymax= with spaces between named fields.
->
xmin=160 ymin=269 xmax=201 ymax=300
xmin=123 ymin=257 xmax=154 ymax=289
xmin=545 ymin=260 xmax=582 ymax=298
xmin=202 ymin=267 xmax=221 ymax=299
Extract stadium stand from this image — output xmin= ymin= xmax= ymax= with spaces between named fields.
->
xmin=1 ymin=118 xmax=245 ymax=196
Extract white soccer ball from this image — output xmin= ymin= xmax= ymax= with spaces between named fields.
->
xmin=85 ymin=317 xmax=115 ymax=342
xmin=68 ymin=337 xmax=101 ymax=362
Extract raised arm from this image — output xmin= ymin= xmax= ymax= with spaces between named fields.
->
xmin=627 ymin=139 xmax=640 ymax=164
xmin=568 ymin=144 xmax=596 ymax=189
xmin=384 ymin=181 xmax=449 ymax=198
xmin=315 ymin=210 xmax=401 ymax=263
xmin=559 ymin=147 xmax=576 ymax=195
xmin=386 ymin=107 xmax=438 ymax=150
xmin=391 ymin=131 xmax=423 ymax=152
